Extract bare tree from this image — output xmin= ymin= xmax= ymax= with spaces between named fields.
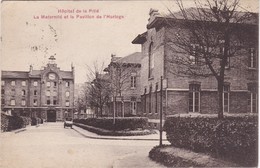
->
xmin=85 ymin=62 xmax=111 ymax=118
xmin=165 ymin=0 xmax=257 ymax=118
xmin=106 ymin=54 xmax=140 ymax=117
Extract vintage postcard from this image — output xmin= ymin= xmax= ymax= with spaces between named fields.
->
xmin=1 ymin=0 xmax=259 ymax=167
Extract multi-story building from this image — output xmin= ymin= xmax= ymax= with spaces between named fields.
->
xmin=104 ymin=52 xmax=142 ymax=117
xmin=1 ymin=56 xmax=75 ymax=122
xmin=132 ymin=8 xmax=258 ymax=119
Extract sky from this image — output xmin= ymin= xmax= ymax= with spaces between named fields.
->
xmin=1 ymin=0 xmax=258 ymax=83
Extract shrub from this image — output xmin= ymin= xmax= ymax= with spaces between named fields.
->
xmin=1 ymin=114 xmax=32 ymax=132
xmin=1 ymin=113 xmax=10 ymax=132
xmin=164 ymin=114 xmax=258 ymax=166
xmin=73 ymin=117 xmax=148 ymax=131
xmin=31 ymin=117 xmax=43 ymax=125
xmin=74 ymin=122 xmax=154 ymax=136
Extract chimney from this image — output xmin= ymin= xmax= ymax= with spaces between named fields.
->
xmin=148 ymin=8 xmax=160 ymax=23
xmin=29 ymin=65 xmax=33 ymax=74
xmin=111 ymin=53 xmax=116 ymax=62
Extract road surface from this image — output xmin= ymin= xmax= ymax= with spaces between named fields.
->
xmin=0 ymin=123 xmax=163 ymax=168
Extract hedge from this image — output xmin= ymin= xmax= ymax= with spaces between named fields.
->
xmin=164 ymin=114 xmax=258 ymax=166
xmin=1 ymin=113 xmax=32 ymax=132
xmin=73 ymin=117 xmax=148 ymax=131
xmin=74 ymin=123 xmax=154 ymax=136
xmin=149 ymin=145 xmax=238 ymax=167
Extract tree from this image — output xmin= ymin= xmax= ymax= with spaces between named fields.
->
xmin=85 ymin=62 xmax=111 ymax=118
xmin=165 ymin=0 xmax=257 ymax=118
xmin=74 ymin=84 xmax=87 ymax=118
xmin=105 ymin=54 xmax=141 ymax=117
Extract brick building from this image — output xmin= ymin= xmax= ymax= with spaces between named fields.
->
xmin=104 ymin=52 xmax=143 ymax=117
xmin=1 ymin=56 xmax=75 ymax=122
xmin=132 ymin=9 xmax=258 ymax=119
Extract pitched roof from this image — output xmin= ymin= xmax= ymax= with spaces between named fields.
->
xmin=115 ymin=52 xmax=142 ymax=64
xmin=2 ymin=71 xmax=29 ymax=79
xmin=2 ymin=70 xmax=73 ymax=79
xmin=132 ymin=32 xmax=147 ymax=44
xmin=29 ymin=70 xmax=41 ymax=78
xmin=147 ymin=7 xmax=258 ymax=29
xmin=60 ymin=71 xmax=74 ymax=79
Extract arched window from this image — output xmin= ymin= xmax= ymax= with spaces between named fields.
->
xmin=148 ymin=42 xmax=154 ymax=78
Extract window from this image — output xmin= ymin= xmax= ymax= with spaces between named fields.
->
xmin=219 ymin=40 xmax=230 ymax=69
xmin=53 ymin=100 xmax=57 ymax=105
xmin=21 ymin=100 xmax=26 ymax=106
xmin=34 ymin=90 xmax=37 ymax=96
xmin=11 ymin=81 xmax=15 ymax=86
xmin=189 ymin=84 xmax=200 ymax=112
xmin=22 ymin=90 xmax=26 ymax=96
xmin=1 ymin=89 xmax=4 ymax=95
xmin=1 ymin=98 xmax=4 ymax=105
xmin=33 ymin=99 xmax=37 ymax=106
xmin=46 ymin=91 xmax=50 ymax=97
xmin=11 ymin=89 xmax=15 ymax=96
xmin=1 ymin=80 xmax=5 ymax=86
xmin=22 ymin=81 xmax=26 ymax=86
xmin=66 ymin=91 xmax=70 ymax=97
xmin=46 ymin=82 xmax=51 ymax=87
xmin=53 ymin=91 xmax=57 ymax=97
xmin=190 ymin=44 xmax=199 ymax=65
xmin=66 ymin=101 xmax=70 ymax=107
xmin=131 ymin=73 xmax=137 ymax=88
xmin=143 ymin=88 xmax=147 ymax=114
xmin=149 ymin=85 xmax=152 ymax=114
xmin=148 ymin=42 xmax=154 ymax=78
xmin=249 ymin=48 xmax=257 ymax=68
xmin=223 ymin=84 xmax=230 ymax=112
xmin=33 ymin=81 xmax=38 ymax=86
xmin=54 ymin=82 xmax=57 ymax=87
xmin=47 ymin=100 xmax=50 ymax=105
xmin=66 ymin=81 xmax=70 ymax=87
xmin=248 ymin=84 xmax=257 ymax=113
xmin=11 ymin=99 xmax=15 ymax=106
xmin=155 ymin=84 xmax=158 ymax=114
xmin=131 ymin=98 xmax=137 ymax=115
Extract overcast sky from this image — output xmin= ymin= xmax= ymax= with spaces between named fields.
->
xmin=1 ymin=0 xmax=258 ymax=83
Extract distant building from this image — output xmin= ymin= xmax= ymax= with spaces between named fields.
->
xmin=104 ymin=52 xmax=142 ymax=117
xmin=1 ymin=56 xmax=75 ymax=122
xmin=132 ymin=9 xmax=258 ymax=119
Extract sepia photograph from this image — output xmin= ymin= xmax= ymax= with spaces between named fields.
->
xmin=0 ymin=0 xmax=259 ymax=167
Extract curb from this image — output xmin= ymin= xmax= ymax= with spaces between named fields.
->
xmin=14 ymin=128 xmax=27 ymax=134
xmin=3 ymin=124 xmax=40 ymax=134
xmin=72 ymin=126 xmax=168 ymax=141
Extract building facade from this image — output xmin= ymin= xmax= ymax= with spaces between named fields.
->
xmin=105 ymin=52 xmax=143 ymax=117
xmin=1 ymin=56 xmax=75 ymax=122
xmin=132 ymin=9 xmax=258 ymax=119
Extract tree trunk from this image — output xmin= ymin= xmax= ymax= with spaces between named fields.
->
xmin=217 ymin=80 xmax=224 ymax=119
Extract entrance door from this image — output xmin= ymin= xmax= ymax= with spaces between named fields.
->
xmin=47 ymin=110 xmax=56 ymax=122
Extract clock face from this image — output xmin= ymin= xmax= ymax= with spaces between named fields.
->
xmin=48 ymin=73 xmax=56 ymax=80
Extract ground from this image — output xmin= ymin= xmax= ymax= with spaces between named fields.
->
xmin=0 ymin=122 xmax=165 ymax=168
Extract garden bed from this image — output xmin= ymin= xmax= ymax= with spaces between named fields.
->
xmin=73 ymin=122 xmax=156 ymax=136
xmin=149 ymin=145 xmax=238 ymax=167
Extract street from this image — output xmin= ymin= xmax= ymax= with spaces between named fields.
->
xmin=0 ymin=123 xmax=163 ymax=168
